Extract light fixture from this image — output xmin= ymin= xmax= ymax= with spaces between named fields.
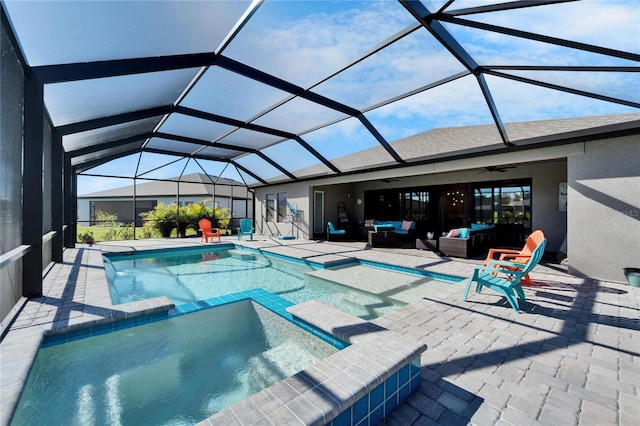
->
xmin=357 ymin=198 xmax=362 ymax=205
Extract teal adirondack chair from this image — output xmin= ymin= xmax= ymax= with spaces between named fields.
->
xmin=237 ymin=218 xmax=254 ymax=240
xmin=463 ymin=238 xmax=547 ymax=313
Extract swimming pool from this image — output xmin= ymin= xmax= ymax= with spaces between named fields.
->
xmin=105 ymin=245 xmax=411 ymax=319
xmin=11 ymin=298 xmax=340 ymax=425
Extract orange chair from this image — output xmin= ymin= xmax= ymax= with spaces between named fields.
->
xmin=483 ymin=230 xmax=545 ymax=286
xmin=198 ymin=218 xmax=221 ymax=243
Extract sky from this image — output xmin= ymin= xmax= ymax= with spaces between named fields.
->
xmin=4 ymin=0 xmax=638 ymax=195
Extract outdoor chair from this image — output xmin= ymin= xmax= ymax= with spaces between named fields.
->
xmin=198 ymin=218 xmax=221 ymax=243
xmin=327 ymin=221 xmax=346 ymax=241
xmin=237 ymin=218 xmax=254 ymax=240
xmin=483 ymin=229 xmax=545 ymax=285
xmin=463 ymin=238 xmax=547 ymax=313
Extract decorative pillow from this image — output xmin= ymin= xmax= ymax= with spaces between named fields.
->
xmin=446 ymin=229 xmax=459 ymax=238
xmin=365 ymin=219 xmax=375 ymax=227
xmin=401 ymin=220 xmax=413 ymax=231
xmin=459 ymin=228 xmax=470 ymax=238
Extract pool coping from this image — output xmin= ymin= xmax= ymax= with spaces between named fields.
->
xmin=1 ymin=244 xmax=430 ymax=425
xmin=198 ymin=300 xmax=427 ymax=425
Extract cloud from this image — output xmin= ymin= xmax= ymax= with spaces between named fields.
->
xmin=484 ymin=75 xmax=637 ymax=123
xmin=224 ymin=1 xmax=414 ymax=86
xmin=302 ymin=116 xmax=381 ymax=159
xmin=467 ymin=0 xmax=640 ymax=53
xmin=447 ymin=0 xmax=639 ymax=65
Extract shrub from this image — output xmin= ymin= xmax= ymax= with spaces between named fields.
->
xmin=215 ymin=207 xmax=231 ymax=230
xmin=182 ymin=202 xmax=211 ymax=233
xmin=102 ymin=228 xmax=119 ymax=241
xmin=94 ymin=210 xmax=119 ymax=227
xmin=139 ymin=203 xmax=178 ymax=237
xmin=119 ymin=223 xmax=134 ymax=240
xmin=139 ymin=201 xmax=233 ymax=238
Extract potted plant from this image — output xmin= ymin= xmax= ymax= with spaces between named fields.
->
xmin=623 ymin=268 xmax=640 ymax=287
xmin=78 ymin=230 xmax=94 ymax=245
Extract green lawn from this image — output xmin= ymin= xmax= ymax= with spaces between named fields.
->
xmin=76 ymin=225 xmax=199 ymax=242
xmin=75 ymin=225 xmax=236 ymax=242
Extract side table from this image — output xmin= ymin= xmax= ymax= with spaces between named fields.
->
xmin=369 ymin=230 xmax=395 ymax=247
xmin=416 ymin=238 xmax=438 ymax=251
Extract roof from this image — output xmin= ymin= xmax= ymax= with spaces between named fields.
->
xmin=3 ymin=0 xmax=639 ymax=187
xmin=289 ymin=112 xmax=640 ymax=178
xmin=78 ymin=173 xmax=250 ymax=199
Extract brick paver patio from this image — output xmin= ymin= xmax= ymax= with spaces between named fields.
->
xmin=1 ymin=237 xmax=638 ymax=425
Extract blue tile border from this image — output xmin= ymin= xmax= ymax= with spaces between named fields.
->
xmin=103 ymin=244 xmax=235 ymax=261
xmin=42 ymin=288 xmax=348 ymax=351
xmin=105 ymin=244 xmax=462 ymax=287
xmin=328 ymin=355 xmax=422 ymax=426
xmin=41 ymin=310 xmax=171 ymax=347
xmin=175 ymin=288 xmax=350 ymax=350
xmin=357 ymin=259 xmax=463 ymax=282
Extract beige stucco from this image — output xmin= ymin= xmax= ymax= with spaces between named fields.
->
xmin=568 ymin=135 xmax=640 ymax=282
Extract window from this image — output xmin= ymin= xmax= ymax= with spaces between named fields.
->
xmin=266 ymin=193 xmax=275 ymax=222
xmin=473 ymin=187 xmax=493 ymax=225
xmin=473 ymin=181 xmax=531 ymax=227
xmin=277 ymin=193 xmax=287 ymax=222
xmin=399 ymin=191 xmax=429 ymax=221
xmin=266 ymin=192 xmax=288 ymax=222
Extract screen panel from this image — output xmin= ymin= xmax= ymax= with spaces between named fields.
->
xmin=4 ymin=1 xmax=252 ymax=65
xmin=63 ymin=116 xmax=162 ymax=152
xmin=44 ymin=68 xmax=200 ymax=126
xmin=312 ymin=29 xmax=466 ymax=110
xmin=180 ymin=66 xmax=291 ymax=122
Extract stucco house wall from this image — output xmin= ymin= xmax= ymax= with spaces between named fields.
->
xmin=254 ymin=185 xmax=311 ymax=239
xmin=567 ymin=135 xmax=640 ymax=282
xmin=254 ymin=159 xmax=568 ymax=250
xmin=252 ymin=137 xmax=638 ymax=284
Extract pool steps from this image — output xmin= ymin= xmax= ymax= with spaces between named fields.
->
xmin=228 ymin=249 xmax=257 ymax=260
xmin=199 ymin=300 xmax=426 ymax=426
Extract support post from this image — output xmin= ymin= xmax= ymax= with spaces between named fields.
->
xmin=133 ymin=177 xmax=137 ymax=239
xmin=22 ymin=72 xmax=44 ymax=297
xmin=63 ymin=155 xmax=75 ymax=248
xmin=51 ymin=130 xmax=63 ymax=262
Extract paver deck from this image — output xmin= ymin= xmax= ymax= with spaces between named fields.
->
xmin=1 ymin=235 xmax=638 ymax=425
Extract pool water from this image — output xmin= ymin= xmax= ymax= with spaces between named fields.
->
xmin=11 ymin=300 xmax=338 ymax=426
xmin=105 ymin=246 xmax=407 ymax=319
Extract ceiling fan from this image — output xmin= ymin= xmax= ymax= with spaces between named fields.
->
xmin=481 ymin=165 xmax=516 ymax=173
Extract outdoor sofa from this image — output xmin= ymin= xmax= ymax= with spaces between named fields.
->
xmin=361 ymin=219 xmax=416 ymax=241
